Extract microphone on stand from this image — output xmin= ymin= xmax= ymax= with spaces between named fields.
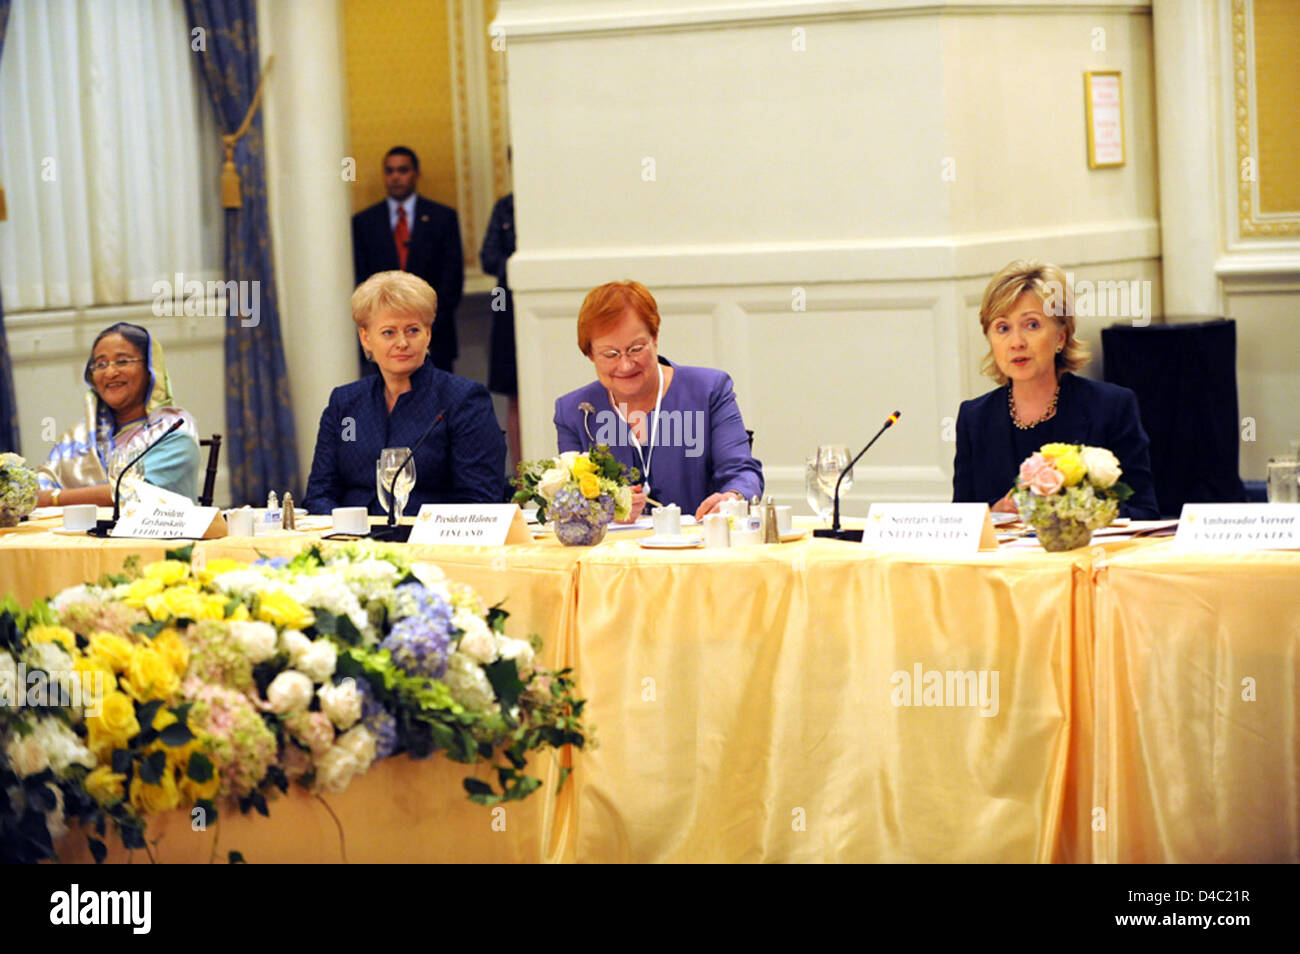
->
xmin=371 ymin=412 xmax=446 ymax=542
xmin=813 ymin=410 xmax=901 ymax=542
xmin=87 ymin=418 xmax=186 ymax=537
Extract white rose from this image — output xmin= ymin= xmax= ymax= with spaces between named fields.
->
xmin=318 ymin=680 xmax=362 ymax=730
xmin=229 ymin=620 xmax=279 ymax=663
xmin=1080 ymin=446 xmax=1122 ymax=489
xmin=335 ymin=725 xmax=377 ymax=773
xmin=298 ymin=640 xmax=338 ymax=684
xmin=557 ymin=450 xmax=581 ymax=473
xmin=410 ymin=562 xmax=448 ymax=590
xmin=266 ymin=670 xmax=314 ymax=714
xmin=280 ymin=629 xmax=311 ymax=663
xmin=496 ymin=637 xmax=535 ymax=675
xmin=314 ymin=745 xmax=360 ymax=794
xmin=537 ymin=466 xmax=569 ymax=503
xmin=458 ymin=627 xmax=498 ymax=665
xmin=5 ymin=734 xmax=50 ymax=777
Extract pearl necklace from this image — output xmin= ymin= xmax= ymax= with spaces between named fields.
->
xmin=1009 ymin=383 xmax=1060 ymax=430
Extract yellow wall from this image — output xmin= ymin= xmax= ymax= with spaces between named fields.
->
xmin=1253 ymin=0 xmax=1300 ymax=215
xmin=343 ymin=0 xmax=458 ymax=214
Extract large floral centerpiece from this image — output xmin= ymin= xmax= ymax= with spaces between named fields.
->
xmin=0 ymin=453 xmax=38 ymax=528
xmin=0 ymin=541 xmax=589 ymax=863
xmin=1012 ymin=443 xmax=1133 ymax=551
xmin=512 ymin=445 xmax=637 ymax=546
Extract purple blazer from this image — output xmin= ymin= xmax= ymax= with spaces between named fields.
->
xmin=553 ymin=357 xmax=763 ymax=512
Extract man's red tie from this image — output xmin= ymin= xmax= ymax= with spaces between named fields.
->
xmin=394 ymin=206 xmax=410 ymax=270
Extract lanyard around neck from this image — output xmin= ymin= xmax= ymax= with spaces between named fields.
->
xmin=610 ymin=363 xmax=664 ymax=492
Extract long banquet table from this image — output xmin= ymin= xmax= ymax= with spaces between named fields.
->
xmin=2 ymin=517 xmax=1296 ymax=863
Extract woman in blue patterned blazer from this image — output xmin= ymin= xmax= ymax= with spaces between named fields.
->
xmin=953 ymin=261 xmax=1159 ymax=519
xmin=303 ymin=272 xmax=505 ymax=515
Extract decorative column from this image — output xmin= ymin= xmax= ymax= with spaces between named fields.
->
xmin=1152 ymin=0 xmax=1223 ymax=316
xmin=257 ymin=0 xmax=356 ymax=482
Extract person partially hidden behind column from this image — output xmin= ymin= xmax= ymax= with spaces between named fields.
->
xmin=36 ymin=322 xmax=200 ymax=506
xmin=553 ymin=280 xmax=763 ymax=523
xmin=953 ymin=260 xmax=1160 ymax=518
xmin=352 ymin=146 xmax=463 ymax=373
xmin=303 ymin=271 xmax=505 ymax=515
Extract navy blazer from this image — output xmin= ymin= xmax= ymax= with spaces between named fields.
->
xmin=953 ymin=373 xmax=1160 ymax=519
xmin=302 ymin=359 xmax=505 ymax=515
xmin=352 ymin=195 xmax=464 ymax=369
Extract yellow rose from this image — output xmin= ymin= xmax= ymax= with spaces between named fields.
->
xmin=227 ymin=602 xmax=251 ymax=622
xmin=84 ymin=766 xmax=128 ymax=807
xmin=122 ymin=577 xmax=164 ymax=608
xmin=570 ymin=456 xmax=597 ymax=478
xmin=256 ymin=590 xmax=315 ymax=630
xmin=28 ymin=625 xmax=77 ymax=653
xmin=88 ymin=632 xmax=136 ymax=673
xmin=151 ymin=707 xmax=178 ymax=732
xmin=195 ymin=557 xmax=246 ymax=585
xmin=74 ymin=656 xmax=116 ymax=709
xmin=122 ymin=647 xmax=180 ymax=703
xmin=1041 ymin=443 xmax=1086 ymax=487
xmin=578 ymin=473 xmax=601 ymax=500
xmin=152 ymin=628 xmax=190 ymax=675
xmin=130 ymin=773 xmax=181 ymax=815
xmin=180 ymin=770 xmax=220 ymax=804
xmin=143 ymin=559 xmax=191 ymax=586
xmin=85 ymin=690 xmax=140 ymax=753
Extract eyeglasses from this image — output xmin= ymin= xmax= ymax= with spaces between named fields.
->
xmin=89 ymin=357 xmax=145 ymax=373
xmin=594 ymin=342 xmax=650 ymax=363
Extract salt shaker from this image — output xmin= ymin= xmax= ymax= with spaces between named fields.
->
xmin=760 ymin=496 xmax=781 ymax=543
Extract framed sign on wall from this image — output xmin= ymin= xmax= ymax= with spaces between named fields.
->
xmin=1084 ymin=71 xmax=1125 ymax=168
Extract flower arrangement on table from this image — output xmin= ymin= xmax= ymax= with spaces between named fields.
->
xmin=1012 ymin=443 xmax=1133 ymax=551
xmin=0 ymin=541 xmax=589 ymax=863
xmin=0 ymin=453 xmax=38 ymax=527
xmin=511 ymin=446 xmax=638 ymax=546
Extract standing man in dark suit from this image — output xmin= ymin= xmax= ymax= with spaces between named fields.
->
xmin=352 ymin=146 xmax=463 ymax=373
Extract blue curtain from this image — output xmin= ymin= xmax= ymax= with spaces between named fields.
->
xmin=0 ymin=0 xmax=19 ymax=454
xmin=184 ymin=0 xmax=298 ymax=503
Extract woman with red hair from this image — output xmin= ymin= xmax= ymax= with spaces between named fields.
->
xmin=553 ymin=280 xmax=763 ymax=522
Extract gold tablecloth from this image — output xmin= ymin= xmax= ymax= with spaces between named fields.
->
xmin=4 ymin=519 xmax=1298 ymax=863
xmin=1092 ymin=542 xmax=1300 ymax=863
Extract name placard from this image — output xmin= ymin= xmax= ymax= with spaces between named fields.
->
xmin=862 ymin=503 xmax=998 ymax=553
xmin=111 ymin=502 xmax=223 ymax=540
xmin=407 ymin=504 xmax=531 ymax=546
xmin=1173 ymin=504 xmax=1300 ymax=552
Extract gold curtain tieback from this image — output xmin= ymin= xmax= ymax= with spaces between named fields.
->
xmin=220 ymin=55 xmax=275 ymax=209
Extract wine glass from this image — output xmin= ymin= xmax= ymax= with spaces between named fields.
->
xmin=805 ymin=455 xmax=832 ymax=526
xmin=816 ymin=444 xmax=852 ymax=523
xmin=376 ymin=447 xmax=416 ymax=519
xmin=108 ymin=443 xmax=147 ymax=508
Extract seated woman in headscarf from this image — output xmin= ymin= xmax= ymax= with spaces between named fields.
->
xmin=553 ymin=280 xmax=763 ymax=522
xmin=302 ymin=271 xmax=506 ymax=515
xmin=36 ymin=322 xmax=201 ymax=506
xmin=952 ymin=260 xmax=1159 ymax=518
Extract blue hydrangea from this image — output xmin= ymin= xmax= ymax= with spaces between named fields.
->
xmin=380 ymin=583 xmax=452 ymax=679
xmin=549 ymin=486 xmax=614 ymax=524
xmin=253 ymin=556 xmax=290 ymax=569
xmin=356 ymin=679 xmax=399 ymax=760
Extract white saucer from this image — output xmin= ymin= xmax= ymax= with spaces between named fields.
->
xmin=51 ymin=526 xmax=97 ymax=535
xmin=779 ymin=529 xmax=808 ymax=542
xmin=991 ymin=513 xmax=1020 ymax=526
xmin=638 ymin=535 xmax=703 ymax=549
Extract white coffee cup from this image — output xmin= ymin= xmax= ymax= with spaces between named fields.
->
xmin=63 ymin=504 xmax=97 ymax=532
xmin=703 ymin=513 xmax=730 ymax=548
xmin=652 ymin=503 xmax=682 ymax=537
xmin=720 ymin=498 xmax=748 ymax=519
xmin=332 ymin=506 xmax=369 ymax=535
xmin=225 ymin=508 xmax=255 ymax=536
xmin=774 ymin=505 xmax=793 ymax=535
